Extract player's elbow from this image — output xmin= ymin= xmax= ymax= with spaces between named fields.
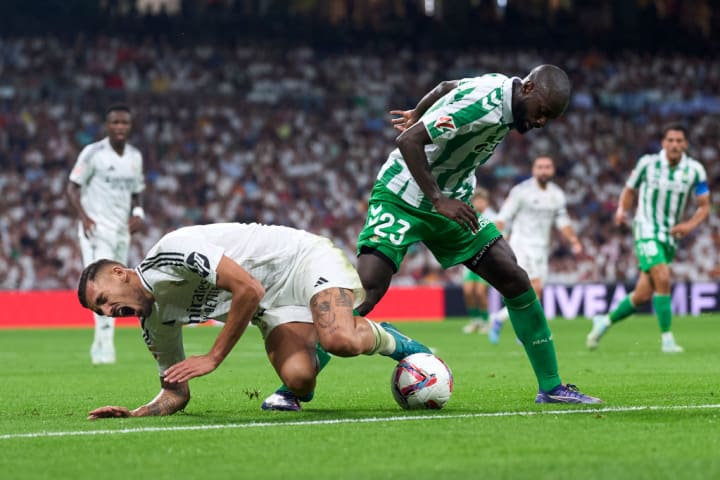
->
xmin=237 ymin=279 xmax=265 ymax=306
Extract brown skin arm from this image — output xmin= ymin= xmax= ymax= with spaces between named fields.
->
xmin=88 ymin=379 xmax=190 ymax=420
xmin=670 ymin=193 xmax=710 ymax=238
xmin=390 ymin=80 xmax=459 ymax=132
xmin=396 ymin=122 xmax=479 ymax=232
xmin=66 ymin=180 xmax=96 ymax=238
xmin=162 ymin=255 xmax=265 ymax=384
xmin=559 ymin=225 xmax=583 ymax=255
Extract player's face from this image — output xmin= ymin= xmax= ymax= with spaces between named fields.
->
xmin=86 ymin=269 xmax=153 ymax=318
xmin=661 ymin=130 xmax=688 ymax=163
xmin=532 ymin=157 xmax=555 ymax=185
xmin=514 ymin=82 xmax=566 ymax=134
xmin=106 ymin=111 xmax=132 ymax=144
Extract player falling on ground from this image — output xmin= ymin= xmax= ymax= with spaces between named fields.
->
xmin=587 ymin=124 xmax=710 ymax=353
xmin=78 ymin=223 xmax=431 ymax=418
xmin=461 ymin=188 xmax=497 ymax=334
xmin=67 ymin=104 xmax=146 ymax=365
xmin=488 ymin=155 xmax=582 ymax=344
xmin=355 ymin=65 xmax=601 ymax=404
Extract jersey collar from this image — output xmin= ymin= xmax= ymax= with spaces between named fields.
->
xmin=501 ymin=77 xmax=519 ymax=126
xmin=660 ymin=149 xmax=687 ymax=168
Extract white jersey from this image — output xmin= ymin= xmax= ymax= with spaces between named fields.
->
xmin=496 ymin=177 xmax=571 ymax=251
xmin=135 ymin=223 xmax=362 ymax=373
xmin=376 ymin=74 xmax=516 ymax=210
xmin=69 ymin=137 xmax=144 ymax=237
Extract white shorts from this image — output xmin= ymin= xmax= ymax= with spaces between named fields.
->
xmin=509 ymin=242 xmax=549 ymax=283
xmin=251 ymin=237 xmax=365 ymax=339
xmin=78 ymin=224 xmax=130 ymax=266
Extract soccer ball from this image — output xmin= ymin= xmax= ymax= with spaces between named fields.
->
xmin=391 ymin=353 xmax=453 ymax=410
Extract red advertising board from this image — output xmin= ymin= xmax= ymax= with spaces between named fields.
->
xmin=0 ymin=286 xmax=445 ymax=329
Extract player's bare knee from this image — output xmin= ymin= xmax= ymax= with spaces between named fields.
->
xmin=280 ymin=366 xmax=316 ymax=397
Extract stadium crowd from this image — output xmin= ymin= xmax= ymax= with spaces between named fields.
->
xmin=1 ymin=35 xmax=719 ymax=290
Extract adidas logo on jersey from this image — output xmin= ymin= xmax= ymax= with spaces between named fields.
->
xmin=314 ymin=277 xmax=329 ymax=287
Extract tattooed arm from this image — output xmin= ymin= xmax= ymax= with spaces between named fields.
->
xmin=87 ymin=379 xmax=190 ymax=420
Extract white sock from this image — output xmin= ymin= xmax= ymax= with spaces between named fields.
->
xmin=365 ymin=319 xmax=396 ymax=355
xmin=661 ymin=332 xmax=675 ymax=344
xmin=94 ymin=314 xmax=115 ymax=346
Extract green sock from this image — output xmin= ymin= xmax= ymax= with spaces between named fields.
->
xmin=609 ymin=295 xmax=636 ymax=324
xmin=478 ymin=309 xmax=489 ymax=322
xmin=504 ymin=289 xmax=561 ymax=393
xmin=277 ymin=343 xmax=332 ymax=402
xmin=652 ymin=294 xmax=672 ymax=333
xmin=467 ymin=307 xmax=481 ymax=319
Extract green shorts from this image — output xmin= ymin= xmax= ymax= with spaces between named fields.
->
xmin=634 ymin=239 xmax=675 ymax=272
xmin=357 ymin=183 xmax=501 ymax=270
xmin=463 ymin=268 xmax=489 ymax=285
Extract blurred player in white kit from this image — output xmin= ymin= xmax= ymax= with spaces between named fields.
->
xmin=67 ymin=104 xmax=146 ymax=364
xmin=488 ymin=155 xmax=582 ymax=344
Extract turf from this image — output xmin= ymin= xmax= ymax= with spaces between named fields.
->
xmin=2 ymin=314 xmax=720 ymax=480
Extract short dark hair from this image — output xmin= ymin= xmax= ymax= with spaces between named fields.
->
xmin=106 ymin=104 xmax=131 ymax=117
xmin=77 ymin=259 xmax=123 ymax=308
xmin=662 ymin=123 xmax=688 ymax=139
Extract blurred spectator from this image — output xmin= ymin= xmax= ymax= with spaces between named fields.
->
xmin=0 ymin=34 xmax=718 ymax=289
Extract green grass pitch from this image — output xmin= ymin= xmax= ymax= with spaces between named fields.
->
xmin=2 ymin=315 xmax=719 ymax=480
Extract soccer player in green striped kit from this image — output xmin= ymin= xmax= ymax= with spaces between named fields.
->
xmin=356 ymin=64 xmax=601 ymax=404
xmin=587 ymin=124 xmax=710 ymax=353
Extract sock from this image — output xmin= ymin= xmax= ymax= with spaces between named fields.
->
xmin=278 ymin=343 xmax=332 ymax=402
xmin=93 ymin=314 xmax=115 ymax=346
xmin=504 ymin=289 xmax=561 ymax=393
xmin=653 ymin=294 xmax=672 ymax=333
xmin=365 ymin=319 xmax=396 ymax=355
xmin=495 ymin=306 xmax=510 ymax=323
xmin=661 ymin=332 xmax=675 ymax=344
xmin=609 ymin=296 xmax=636 ymax=324
xmin=478 ymin=309 xmax=489 ymax=322
xmin=467 ymin=307 xmax=481 ymax=321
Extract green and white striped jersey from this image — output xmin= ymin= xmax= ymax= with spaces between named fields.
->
xmin=628 ymin=150 xmax=709 ymax=246
xmin=376 ymin=74 xmax=517 ymax=210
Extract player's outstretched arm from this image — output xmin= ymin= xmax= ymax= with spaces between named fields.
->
xmin=87 ymin=380 xmax=190 ymax=420
xmin=615 ymin=187 xmax=636 ymax=226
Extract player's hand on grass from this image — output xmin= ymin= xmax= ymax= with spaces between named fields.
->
xmin=88 ymin=406 xmax=132 ymax=420
xmin=163 ymin=355 xmax=218 ymax=384
xmin=433 ymin=197 xmax=479 ymax=233
xmin=390 ymin=109 xmax=419 ymax=132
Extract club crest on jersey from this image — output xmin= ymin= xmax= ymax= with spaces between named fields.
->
xmin=433 ymin=115 xmax=456 ymax=132
xmin=186 ymin=252 xmax=211 ymax=278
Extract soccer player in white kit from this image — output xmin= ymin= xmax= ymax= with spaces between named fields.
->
xmin=488 ymin=156 xmax=582 ymax=344
xmin=77 ymin=223 xmax=431 ymax=417
xmin=67 ymin=104 xmax=145 ymax=364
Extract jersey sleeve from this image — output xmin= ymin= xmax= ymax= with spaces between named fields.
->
xmin=626 ymin=156 xmax=650 ymax=190
xmin=68 ymin=145 xmax=96 ymax=186
xmin=693 ymin=162 xmax=709 ymax=196
xmin=423 ymin=76 xmax=505 ymax=142
xmin=554 ymin=189 xmax=572 ymax=229
xmin=138 ymin=230 xmax=226 ymax=289
xmin=141 ymin=318 xmax=185 ymax=375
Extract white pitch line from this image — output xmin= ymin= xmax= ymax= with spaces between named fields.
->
xmin=2 ymin=403 xmax=720 ymax=441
